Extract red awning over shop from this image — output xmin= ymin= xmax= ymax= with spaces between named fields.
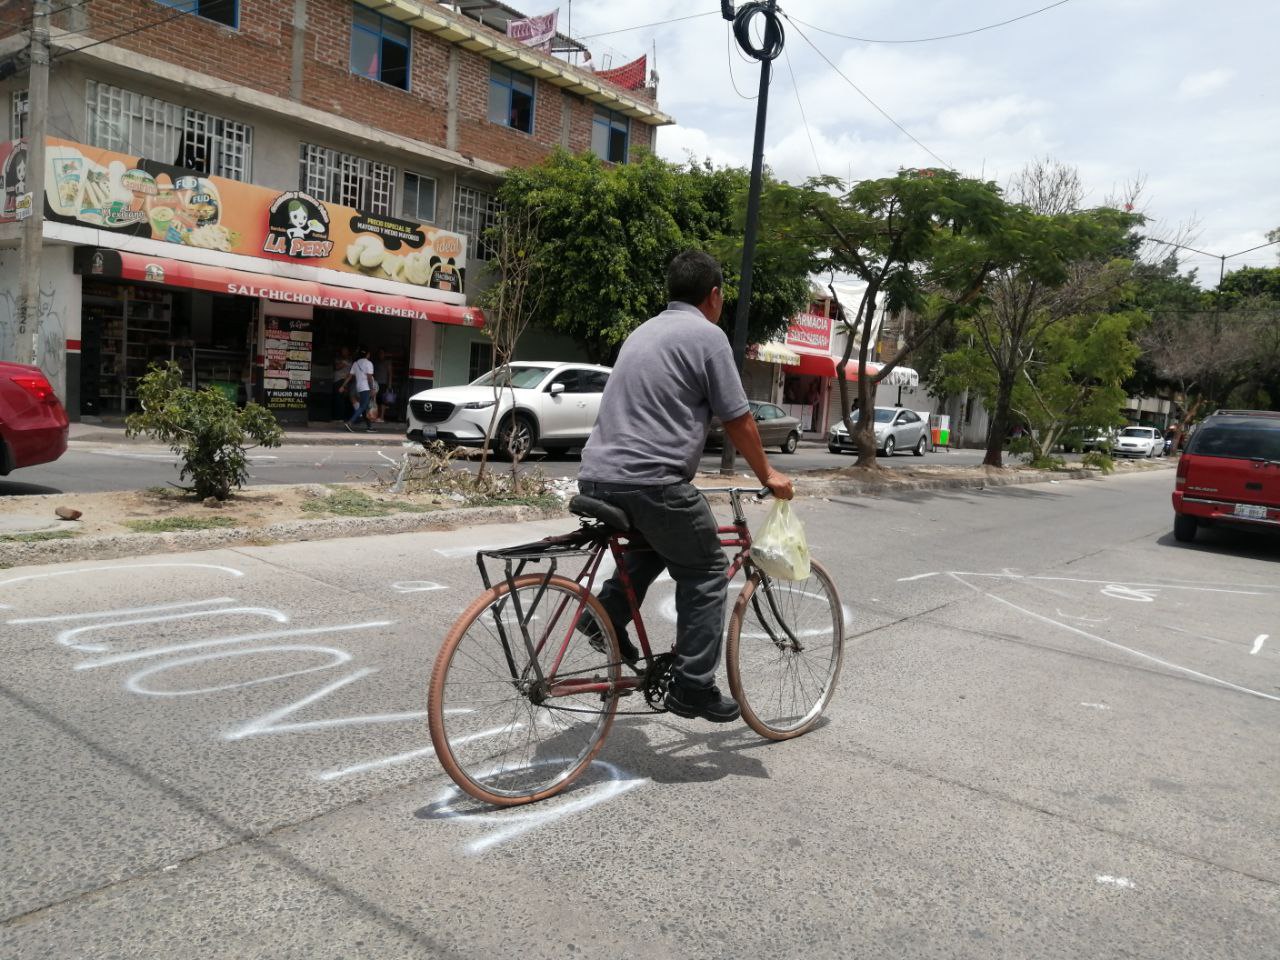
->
xmin=77 ymin=249 xmax=482 ymax=327
xmin=793 ymin=351 xmax=882 ymax=381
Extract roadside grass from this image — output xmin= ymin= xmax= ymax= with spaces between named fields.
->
xmin=301 ymin=486 xmax=436 ymax=517
xmin=0 ymin=530 xmax=78 ymax=543
xmin=124 ymin=516 xmax=240 ymax=533
xmin=470 ymin=494 xmax=561 ymax=510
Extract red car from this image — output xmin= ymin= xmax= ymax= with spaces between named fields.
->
xmin=1172 ymin=409 xmax=1280 ymax=542
xmin=0 ymin=361 xmax=69 ymax=474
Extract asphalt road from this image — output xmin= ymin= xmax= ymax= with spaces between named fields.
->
xmin=2 ymin=469 xmax=1276 ymax=959
xmin=2 ymin=439 xmax=995 ymax=495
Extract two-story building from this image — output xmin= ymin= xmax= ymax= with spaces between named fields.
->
xmin=0 ymin=0 xmax=672 ymax=421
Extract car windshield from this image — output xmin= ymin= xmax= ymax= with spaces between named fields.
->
xmin=845 ymin=409 xmax=896 ymax=424
xmin=1120 ymin=428 xmax=1151 ymax=438
xmin=1188 ymin=419 xmax=1280 ymax=461
xmin=470 ymin=365 xmax=553 ymax=389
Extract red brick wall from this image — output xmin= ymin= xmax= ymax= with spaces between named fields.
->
xmin=66 ymin=1 xmax=661 ymax=171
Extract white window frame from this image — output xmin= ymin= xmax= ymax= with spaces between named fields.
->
xmin=402 ymin=170 xmax=437 ymax=223
xmin=452 ymin=184 xmax=501 ymax=261
xmin=84 ymin=81 xmax=253 ymax=181
xmin=11 ymin=90 xmax=28 ymax=139
xmin=298 ymin=143 xmax=396 ymax=214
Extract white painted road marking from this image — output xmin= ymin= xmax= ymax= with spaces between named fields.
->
xmin=1080 ymin=703 xmax=1111 ymax=710
xmin=1096 ymin=875 xmax=1135 ymax=889
xmin=897 ymin=572 xmax=939 ymax=582
xmin=390 ymin=581 xmax=448 ymax=593
xmin=8 ymin=597 xmax=237 ymax=625
xmin=1252 ymin=634 xmax=1269 ymax=655
xmin=0 ymin=562 xmax=244 ymax=608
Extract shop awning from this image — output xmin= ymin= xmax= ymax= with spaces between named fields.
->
xmin=75 ymin=249 xmax=483 ymax=327
xmin=794 ymin=351 xmax=882 ymax=382
xmin=882 ymin=365 xmax=920 ymax=387
xmin=747 ymin=341 xmax=802 ymax=365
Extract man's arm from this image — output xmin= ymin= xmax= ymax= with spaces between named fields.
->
xmin=722 ymin=412 xmax=794 ymax=500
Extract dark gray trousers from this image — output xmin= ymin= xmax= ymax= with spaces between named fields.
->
xmin=577 ymin=480 xmax=729 ymax=691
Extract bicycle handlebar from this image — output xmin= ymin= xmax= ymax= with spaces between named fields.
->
xmin=699 ymin=485 xmax=773 ymax=502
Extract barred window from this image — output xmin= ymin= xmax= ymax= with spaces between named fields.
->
xmin=299 ymin=143 xmax=396 ymax=214
xmin=452 ymin=184 xmax=501 ymax=261
xmin=11 ymin=90 xmax=27 ymax=139
xmin=85 ymin=81 xmax=252 ymax=181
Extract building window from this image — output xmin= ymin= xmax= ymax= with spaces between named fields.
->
xmin=468 ymin=341 xmax=494 ymax=383
xmin=155 ymin=0 xmax=238 ymax=29
xmin=299 ymin=143 xmax=396 ymax=214
xmin=591 ymin=108 xmax=629 ymax=163
xmin=85 ymin=81 xmax=253 ymax=181
xmin=487 ymin=64 xmax=534 ymax=134
xmin=350 ymin=4 xmax=411 ymax=90
xmin=452 ymin=184 xmax=501 ymax=261
xmin=11 ymin=90 xmax=28 ymax=139
xmin=402 ymin=171 xmax=437 ymax=223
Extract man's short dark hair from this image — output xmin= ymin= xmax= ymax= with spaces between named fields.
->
xmin=667 ymin=250 xmax=723 ymax=306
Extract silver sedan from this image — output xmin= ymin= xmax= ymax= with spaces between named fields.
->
xmin=828 ymin=406 xmax=929 ymax=457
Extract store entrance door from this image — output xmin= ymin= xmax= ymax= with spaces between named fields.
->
xmin=310 ymin=310 xmax=411 ymax=424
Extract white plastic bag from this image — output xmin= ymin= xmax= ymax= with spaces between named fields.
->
xmin=750 ymin=500 xmax=811 ymax=581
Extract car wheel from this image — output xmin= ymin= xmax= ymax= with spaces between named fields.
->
xmin=913 ymin=436 xmax=926 ymax=457
xmin=1173 ymin=513 xmax=1197 ymax=543
xmin=828 ymin=445 xmax=841 ymax=454
xmin=882 ymin=436 xmax=895 ymax=457
xmin=781 ymin=432 xmax=799 ymax=454
xmin=495 ymin=414 xmax=536 ymax=462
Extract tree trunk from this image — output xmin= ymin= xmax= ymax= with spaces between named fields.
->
xmin=853 ymin=373 xmax=877 ymax=468
xmin=983 ymin=376 xmax=1016 ymax=467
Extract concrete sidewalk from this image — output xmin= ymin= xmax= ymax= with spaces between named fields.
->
xmin=69 ymin=420 xmax=406 ymax=447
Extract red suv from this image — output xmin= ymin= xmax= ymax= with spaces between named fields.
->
xmin=0 ymin=361 xmax=69 ymax=475
xmin=1172 ymin=409 xmax=1280 ymax=542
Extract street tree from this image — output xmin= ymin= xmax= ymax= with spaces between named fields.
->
xmin=766 ymin=168 xmax=1011 ymax=467
xmin=495 ymin=151 xmax=812 ymax=363
xmin=939 ymin=160 xmax=1141 ymax=466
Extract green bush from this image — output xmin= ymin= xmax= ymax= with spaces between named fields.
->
xmin=126 ymin=362 xmax=283 ymax=500
xmin=1082 ymin=450 xmax=1115 ymax=474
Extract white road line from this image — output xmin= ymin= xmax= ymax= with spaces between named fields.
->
xmin=0 ymin=563 xmax=244 ymax=608
xmin=1252 ymin=634 xmax=1269 ymax=655
xmin=315 ymin=720 xmax=511 ymax=782
xmin=8 ymin=597 xmax=235 ymax=624
xmin=948 ymin=573 xmax=1280 ymax=703
xmin=435 ymin=543 xmax=517 ymax=559
xmin=1079 ymin=702 xmax=1111 ymax=710
xmin=897 ymin=572 xmax=939 ymax=582
xmin=943 ymin=571 xmax=1264 ymax=596
xmin=1096 ymin=875 xmax=1134 ymax=889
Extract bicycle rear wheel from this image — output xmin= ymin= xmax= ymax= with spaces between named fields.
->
xmin=428 ymin=574 xmax=621 ymax=806
xmin=726 ymin=559 xmax=844 ymax=740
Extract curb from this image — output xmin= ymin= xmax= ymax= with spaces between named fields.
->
xmin=798 ymin=467 xmax=1098 ymax=498
xmin=70 ymin=431 xmax=413 ymax=448
xmin=0 ymin=502 xmax=565 ymax=569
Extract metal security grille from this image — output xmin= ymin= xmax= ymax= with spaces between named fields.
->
xmin=299 ymin=143 xmax=395 ymax=214
xmin=11 ymin=90 xmax=27 ymax=139
xmin=84 ymin=81 xmax=252 ymax=181
xmin=452 ymin=184 xmax=501 ymax=261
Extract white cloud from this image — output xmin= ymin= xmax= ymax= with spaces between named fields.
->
xmin=1177 ymin=69 xmax=1235 ymax=99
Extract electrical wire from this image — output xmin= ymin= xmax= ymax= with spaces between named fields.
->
xmin=783 ymin=14 xmax=952 ymax=170
xmin=732 ymin=1 xmax=784 ymax=62
xmin=578 ymin=10 xmax=719 ymax=41
xmin=782 ymin=42 xmax=822 ymax=177
xmin=726 ymin=23 xmax=758 ymax=100
xmin=50 ymin=2 xmax=207 ymax=61
xmin=788 ymin=0 xmax=1075 ymax=45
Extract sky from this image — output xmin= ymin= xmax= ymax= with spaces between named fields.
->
xmin=561 ymin=0 xmax=1280 ymax=285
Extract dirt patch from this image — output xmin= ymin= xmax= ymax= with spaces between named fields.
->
xmin=0 ymin=482 xmax=458 ymax=537
xmin=792 ymin=456 xmax=1170 ymax=487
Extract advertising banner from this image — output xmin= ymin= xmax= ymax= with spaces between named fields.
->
xmin=5 ymin=137 xmax=468 ymax=297
xmin=263 ymin=315 xmax=313 ymax=420
xmin=785 ymin=313 xmax=833 ymax=352
xmin=506 ymin=10 xmax=557 ymax=51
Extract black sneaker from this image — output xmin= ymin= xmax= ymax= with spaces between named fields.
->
xmin=580 ymin=621 xmax=640 ymax=667
xmin=664 ymin=684 xmax=741 ymax=723
xmin=343 ymin=422 xmax=354 ymax=433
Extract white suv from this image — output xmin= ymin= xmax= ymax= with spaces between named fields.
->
xmin=406 ymin=362 xmax=611 ymax=460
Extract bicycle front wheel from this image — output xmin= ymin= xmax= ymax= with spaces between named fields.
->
xmin=428 ymin=574 xmax=621 ymax=806
xmin=726 ymin=559 xmax=844 ymax=740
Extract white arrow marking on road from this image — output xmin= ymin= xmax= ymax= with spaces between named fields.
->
xmin=1252 ymin=634 xmax=1269 ymax=655
xmin=1101 ymin=584 xmax=1159 ymax=602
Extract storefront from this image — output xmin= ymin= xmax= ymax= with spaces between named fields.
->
xmin=2 ymin=136 xmax=480 ymax=423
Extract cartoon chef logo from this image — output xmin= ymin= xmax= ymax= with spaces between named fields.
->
xmin=264 ymin=191 xmax=333 ymax=259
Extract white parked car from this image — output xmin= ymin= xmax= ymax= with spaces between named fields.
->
xmin=406 ymin=362 xmax=611 ymax=460
xmin=1113 ymin=426 xmax=1163 ymax=458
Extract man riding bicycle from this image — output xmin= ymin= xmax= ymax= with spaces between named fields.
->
xmin=578 ymin=250 xmax=794 ymax=723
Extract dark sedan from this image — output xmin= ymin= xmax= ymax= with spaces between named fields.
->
xmin=707 ymin=401 xmax=802 ymax=454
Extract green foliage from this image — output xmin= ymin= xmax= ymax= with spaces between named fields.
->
xmin=0 ymin=530 xmax=77 ymax=543
xmin=124 ymin=516 xmax=239 ymax=533
xmin=125 ymin=362 xmax=283 ymax=501
xmin=1082 ymin=450 xmax=1115 ymax=473
xmin=493 ymin=152 xmax=813 ymax=361
xmin=301 ymin=486 xmax=435 ymax=517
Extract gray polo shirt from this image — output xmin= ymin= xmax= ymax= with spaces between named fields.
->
xmin=580 ymin=302 xmax=750 ymax=485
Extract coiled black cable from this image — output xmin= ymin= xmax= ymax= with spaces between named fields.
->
xmin=733 ymin=2 xmax=785 ymax=62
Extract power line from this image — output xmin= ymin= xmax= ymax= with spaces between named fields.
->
xmin=51 ymin=2 xmax=205 ymax=61
xmin=726 ymin=23 xmax=758 ymax=101
xmin=782 ymin=42 xmax=822 ymax=177
xmin=788 ymin=0 xmax=1075 ymax=45
xmin=783 ymin=14 xmax=952 ymax=171
xmin=578 ymin=10 xmax=718 ymax=41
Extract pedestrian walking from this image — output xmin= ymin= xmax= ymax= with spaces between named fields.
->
xmin=341 ymin=348 xmax=376 ymax=432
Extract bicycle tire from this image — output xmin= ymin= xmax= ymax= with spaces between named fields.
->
xmin=726 ymin=559 xmax=844 ymax=740
xmin=428 ymin=574 xmax=621 ymax=806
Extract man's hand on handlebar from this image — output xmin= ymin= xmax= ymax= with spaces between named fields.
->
xmin=762 ymin=469 xmax=794 ymax=501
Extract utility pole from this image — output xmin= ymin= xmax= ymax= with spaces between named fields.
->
xmin=720 ymin=0 xmax=783 ymax=475
xmin=17 ymin=0 xmax=50 ymax=368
